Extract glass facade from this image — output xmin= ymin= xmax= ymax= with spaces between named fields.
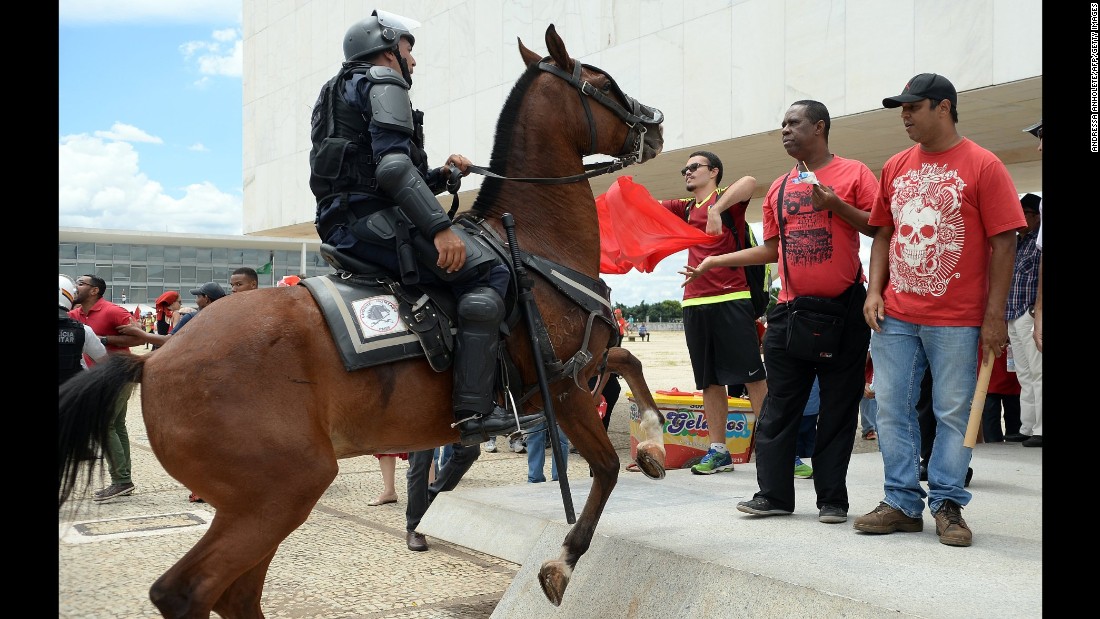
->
xmin=58 ymin=238 xmax=333 ymax=307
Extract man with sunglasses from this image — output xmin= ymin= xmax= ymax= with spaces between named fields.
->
xmin=68 ymin=275 xmax=145 ymax=502
xmin=657 ymin=151 xmax=761 ymax=475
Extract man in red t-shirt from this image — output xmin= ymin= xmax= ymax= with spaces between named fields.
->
xmin=69 ymin=275 xmax=144 ymax=502
xmin=855 ymin=73 xmax=1025 ymax=548
xmin=657 ymin=150 xmax=761 ymax=476
xmin=684 ymin=101 xmax=877 ymax=523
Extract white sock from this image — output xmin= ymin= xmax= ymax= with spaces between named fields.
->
xmin=711 ymin=443 xmax=729 ymax=454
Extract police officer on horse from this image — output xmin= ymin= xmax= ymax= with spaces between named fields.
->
xmin=310 ymin=10 xmax=540 ymax=445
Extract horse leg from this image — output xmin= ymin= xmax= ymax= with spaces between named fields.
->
xmin=149 ymin=459 xmax=338 ymax=618
xmin=210 ymin=552 xmax=276 ymax=619
xmin=536 ymin=388 xmax=619 ymax=606
xmin=605 ymin=347 xmax=666 ymax=479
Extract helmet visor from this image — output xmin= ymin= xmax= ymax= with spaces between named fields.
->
xmin=373 ymin=10 xmax=421 ymax=35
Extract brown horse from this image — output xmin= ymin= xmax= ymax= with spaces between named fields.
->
xmin=59 ymin=24 xmax=668 ymax=617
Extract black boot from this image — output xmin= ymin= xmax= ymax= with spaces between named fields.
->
xmin=452 ymin=288 xmax=542 ymax=446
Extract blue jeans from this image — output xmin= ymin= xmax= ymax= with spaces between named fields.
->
xmin=859 ymin=396 xmax=877 ymax=435
xmin=525 ymin=422 xmax=569 ymax=483
xmin=870 ymin=316 xmax=978 ymax=517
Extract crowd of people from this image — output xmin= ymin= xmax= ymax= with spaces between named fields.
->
xmin=61 ymin=8 xmax=1041 ymax=556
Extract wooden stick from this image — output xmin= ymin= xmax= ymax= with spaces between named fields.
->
xmin=963 ymin=348 xmax=995 ymax=448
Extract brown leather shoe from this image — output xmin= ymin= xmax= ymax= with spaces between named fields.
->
xmin=934 ymin=500 xmax=972 ymax=547
xmin=406 ymin=531 xmax=429 ymax=552
xmin=853 ymin=502 xmax=923 ymax=534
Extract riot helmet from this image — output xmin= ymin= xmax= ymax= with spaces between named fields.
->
xmin=343 ymin=10 xmax=419 ymax=62
xmin=60 ymin=274 xmax=77 ymax=309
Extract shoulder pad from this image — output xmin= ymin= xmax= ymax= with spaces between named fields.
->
xmin=367 ymin=65 xmax=410 ymax=88
xmin=368 ymin=81 xmax=415 ymax=135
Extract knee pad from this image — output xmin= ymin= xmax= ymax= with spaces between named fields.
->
xmin=457 ymin=287 xmax=504 ymax=326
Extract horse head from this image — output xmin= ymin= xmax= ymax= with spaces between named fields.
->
xmin=518 ymin=24 xmax=664 ymax=165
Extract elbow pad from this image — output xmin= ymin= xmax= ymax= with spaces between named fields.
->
xmin=376 ymin=152 xmax=451 ymax=237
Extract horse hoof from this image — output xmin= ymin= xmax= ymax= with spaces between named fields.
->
xmin=538 ymin=560 xmax=570 ymax=607
xmin=635 ymin=442 xmax=666 ymax=480
xmin=634 ymin=452 xmax=666 ymax=480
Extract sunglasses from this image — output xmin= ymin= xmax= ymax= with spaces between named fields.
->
xmin=680 ymin=162 xmax=712 ymax=176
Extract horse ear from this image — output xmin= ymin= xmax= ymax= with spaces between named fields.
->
xmin=518 ymin=37 xmax=541 ymax=67
xmin=544 ymin=24 xmax=574 ymax=74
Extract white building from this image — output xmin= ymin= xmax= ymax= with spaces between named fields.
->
xmin=242 ymin=0 xmax=1042 ymax=239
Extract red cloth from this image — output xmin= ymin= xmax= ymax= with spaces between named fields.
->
xmin=979 ymin=346 xmax=1021 ymax=395
xmin=596 ymin=176 xmax=712 ymax=274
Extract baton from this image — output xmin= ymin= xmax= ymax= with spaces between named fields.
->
xmin=501 ymin=213 xmax=576 ymax=524
xmin=963 ymin=347 xmax=994 ymax=448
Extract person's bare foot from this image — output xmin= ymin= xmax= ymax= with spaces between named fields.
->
xmin=368 ymin=493 xmax=397 ymax=506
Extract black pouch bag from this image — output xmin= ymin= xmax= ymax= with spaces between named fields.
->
xmin=775 ymin=170 xmax=857 ymax=363
xmin=786 ymin=295 xmax=846 ymax=362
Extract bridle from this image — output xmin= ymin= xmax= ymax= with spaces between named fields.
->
xmin=464 ymin=57 xmax=663 ymax=187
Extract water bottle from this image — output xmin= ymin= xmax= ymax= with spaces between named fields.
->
xmin=1005 ymin=344 xmax=1016 ymax=372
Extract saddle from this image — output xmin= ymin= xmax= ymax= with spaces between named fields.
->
xmin=303 ymin=245 xmax=458 ymax=372
xmin=307 ymin=219 xmax=619 ymax=405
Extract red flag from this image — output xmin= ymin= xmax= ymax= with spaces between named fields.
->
xmin=596 ymin=176 xmax=712 ymax=274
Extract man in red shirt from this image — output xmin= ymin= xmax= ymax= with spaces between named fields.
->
xmin=659 ymin=150 xmax=761 ymax=476
xmin=68 ymin=275 xmax=144 ymax=502
xmin=855 ymin=74 xmax=1024 ymax=547
xmin=683 ymin=101 xmax=878 ymax=523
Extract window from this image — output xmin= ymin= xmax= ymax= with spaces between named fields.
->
xmin=59 ymin=244 xmax=77 ymax=260
xmin=113 ymin=244 xmax=130 ymax=260
xmin=131 ymin=245 xmax=147 ymax=261
xmin=77 ymin=242 xmax=96 ymax=260
xmin=163 ymin=246 xmax=181 ymax=264
xmin=163 ymin=266 xmax=181 ymax=284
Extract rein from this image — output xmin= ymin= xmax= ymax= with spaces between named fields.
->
xmin=462 ymin=57 xmax=660 ymax=187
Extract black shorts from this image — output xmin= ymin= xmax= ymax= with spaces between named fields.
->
xmin=682 ymin=298 xmax=766 ymax=389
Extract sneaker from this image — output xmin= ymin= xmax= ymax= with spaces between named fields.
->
xmin=93 ymin=482 xmax=135 ymax=503
xmin=818 ymin=505 xmax=848 ymax=524
xmin=1004 ymin=433 xmax=1028 ymax=442
xmin=1021 ymin=435 xmax=1042 ymax=448
xmin=482 ymin=437 xmax=497 ymax=453
xmin=933 ymin=500 xmax=972 ymax=547
xmin=794 ymin=458 xmax=814 ymax=479
xmin=690 ymin=448 xmax=734 ymax=475
xmin=510 ymin=435 xmax=526 ymax=454
xmin=736 ymin=497 xmax=793 ymax=516
xmin=853 ymin=502 xmax=923 ymax=534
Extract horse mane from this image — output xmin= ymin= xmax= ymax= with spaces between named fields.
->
xmin=467 ymin=62 xmax=544 ymax=217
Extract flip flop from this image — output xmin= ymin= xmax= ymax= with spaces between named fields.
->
xmin=368 ymin=497 xmax=398 ymax=506
xmin=625 ymin=463 xmax=642 ymax=473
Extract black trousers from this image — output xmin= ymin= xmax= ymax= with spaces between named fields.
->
xmin=405 ymin=442 xmax=480 ymax=532
xmin=753 ymin=285 xmax=870 ymax=512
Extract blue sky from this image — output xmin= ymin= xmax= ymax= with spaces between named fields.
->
xmin=59 ymin=0 xmax=244 ymax=235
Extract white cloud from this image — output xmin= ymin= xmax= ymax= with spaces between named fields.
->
xmin=93 ymin=122 xmax=163 ymax=144
xmin=59 ymin=133 xmax=242 ymax=235
xmin=182 ymin=31 xmax=243 ymax=78
xmin=58 ymin=0 xmax=242 ymax=25
xmin=188 ymin=143 xmax=209 ymax=152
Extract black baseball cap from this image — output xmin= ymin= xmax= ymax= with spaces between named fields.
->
xmin=189 ymin=281 xmax=227 ymax=301
xmin=1022 ymin=119 xmax=1042 ymax=138
xmin=1020 ymin=193 xmax=1041 ymax=213
xmin=883 ymin=73 xmax=957 ymax=108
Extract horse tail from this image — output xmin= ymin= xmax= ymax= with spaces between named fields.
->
xmin=58 ymin=354 xmax=145 ymax=510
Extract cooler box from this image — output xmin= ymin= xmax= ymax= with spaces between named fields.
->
xmin=627 ymin=388 xmax=756 ymax=468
